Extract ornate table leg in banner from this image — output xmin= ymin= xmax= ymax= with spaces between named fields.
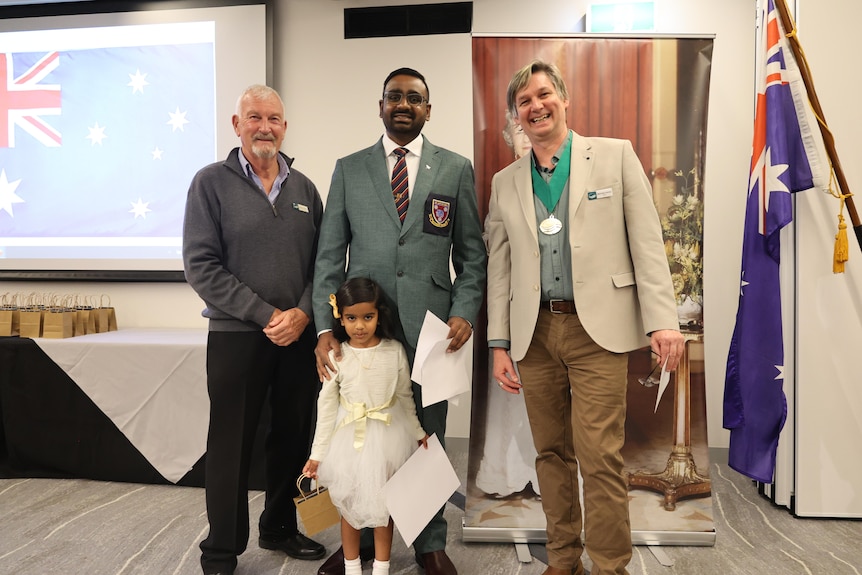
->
xmin=627 ymin=334 xmax=711 ymax=511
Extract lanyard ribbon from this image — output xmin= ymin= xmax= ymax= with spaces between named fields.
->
xmin=531 ymin=132 xmax=573 ymax=213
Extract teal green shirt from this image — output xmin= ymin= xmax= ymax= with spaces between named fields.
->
xmin=534 ymin=132 xmax=574 ymax=303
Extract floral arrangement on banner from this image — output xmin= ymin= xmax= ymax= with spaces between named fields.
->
xmin=658 ymin=167 xmax=704 ymax=329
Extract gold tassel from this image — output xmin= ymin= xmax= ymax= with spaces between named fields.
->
xmin=827 ymin=168 xmax=850 ymax=274
xmin=833 ymin=213 xmax=848 ymax=273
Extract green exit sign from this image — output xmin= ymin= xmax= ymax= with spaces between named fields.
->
xmin=588 ymin=2 xmax=656 ymax=33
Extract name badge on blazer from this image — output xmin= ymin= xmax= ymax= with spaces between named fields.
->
xmin=423 ymin=193 xmax=456 ymax=236
xmin=587 ymin=187 xmax=613 ymax=200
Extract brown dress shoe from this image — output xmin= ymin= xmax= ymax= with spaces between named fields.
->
xmin=421 ymin=550 xmax=458 ymax=575
xmin=316 ymin=546 xmax=374 ymax=575
xmin=541 ymin=567 xmax=573 ymax=575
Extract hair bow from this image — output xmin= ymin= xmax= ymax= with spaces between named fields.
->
xmin=328 ymin=294 xmax=340 ymax=319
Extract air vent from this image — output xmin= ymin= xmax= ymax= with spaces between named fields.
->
xmin=344 ymin=2 xmax=472 ymax=39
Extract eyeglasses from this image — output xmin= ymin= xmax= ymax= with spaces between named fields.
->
xmin=383 ymin=91 xmax=428 ymax=106
xmin=638 ymin=351 xmax=666 ymax=388
xmin=638 ymin=362 xmax=661 ymax=388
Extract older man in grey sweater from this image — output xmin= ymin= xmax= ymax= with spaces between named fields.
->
xmin=183 ymin=85 xmax=325 ymax=575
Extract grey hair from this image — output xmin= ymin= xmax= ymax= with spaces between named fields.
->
xmin=235 ymin=84 xmax=284 ymax=116
xmin=506 ymin=60 xmax=569 ymax=117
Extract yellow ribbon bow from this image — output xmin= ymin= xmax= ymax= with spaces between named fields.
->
xmin=337 ymin=395 xmax=395 ymax=450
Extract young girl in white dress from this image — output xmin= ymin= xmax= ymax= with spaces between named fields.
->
xmin=303 ymin=278 xmax=428 ymax=575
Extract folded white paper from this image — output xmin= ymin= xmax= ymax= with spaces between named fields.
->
xmin=412 ymin=310 xmax=472 ymax=407
xmin=381 ymin=434 xmax=460 ymax=548
xmin=411 ymin=311 xmax=450 ymax=383
xmin=654 ymin=356 xmax=672 ymax=413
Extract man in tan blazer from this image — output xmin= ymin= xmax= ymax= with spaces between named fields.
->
xmin=486 ymin=60 xmax=684 ymax=575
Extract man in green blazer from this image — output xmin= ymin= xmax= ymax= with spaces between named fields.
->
xmin=312 ymin=68 xmax=486 ymax=575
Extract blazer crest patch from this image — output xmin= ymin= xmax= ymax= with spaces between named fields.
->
xmin=423 ymin=193 xmax=456 ymax=236
xmin=430 ymin=198 xmax=451 ymax=228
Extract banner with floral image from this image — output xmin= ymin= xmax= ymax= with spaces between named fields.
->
xmin=657 ymin=166 xmax=704 ymax=331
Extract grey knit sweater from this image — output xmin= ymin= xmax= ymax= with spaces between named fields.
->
xmin=182 ymin=148 xmax=323 ymax=332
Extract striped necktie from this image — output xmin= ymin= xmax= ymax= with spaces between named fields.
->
xmin=391 ymin=147 xmax=409 ymax=223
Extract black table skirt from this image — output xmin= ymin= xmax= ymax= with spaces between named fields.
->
xmin=0 ymin=336 xmax=266 ymax=489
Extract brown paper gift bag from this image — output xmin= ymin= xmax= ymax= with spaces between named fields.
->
xmin=95 ymin=295 xmax=118 ymax=333
xmin=75 ymin=307 xmax=97 ymax=336
xmin=72 ymin=308 xmax=85 ymax=335
xmin=93 ymin=307 xmax=110 ymax=333
xmin=43 ymin=307 xmax=76 ymax=339
xmin=0 ymin=306 xmax=19 ymax=337
xmin=19 ymin=307 xmax=44 ymax=338
xmin=293 ymin=475 xmax=340 ymax=536
xmin=1 ymin=293 xmax=20 ymax=336
xmin=106 ymin=306 xmax=118 ymax=331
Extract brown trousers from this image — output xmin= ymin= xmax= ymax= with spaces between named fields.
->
xmin=518 ymin=309 xmax=631 ymax=575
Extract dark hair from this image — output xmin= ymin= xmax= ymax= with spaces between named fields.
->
xmin=382 ymin=67 xmax=430 ymax=102
xmin=331 ymin=277 xmax=395 ymax=342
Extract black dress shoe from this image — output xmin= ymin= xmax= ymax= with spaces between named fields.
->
xmin=259 ymin=532 xmax=326 ymax=560
xmin=317 ymin=545 xmax=375 ymax=575
xmin=420 ymin=550 xmax=458 ymax=575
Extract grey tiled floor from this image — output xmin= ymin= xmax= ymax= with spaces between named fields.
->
xmin=2 ymin=444 xmax=861 ymax=574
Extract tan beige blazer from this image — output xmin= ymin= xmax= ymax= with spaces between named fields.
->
xmin=486 ymin=131 xmax=678 ymax=361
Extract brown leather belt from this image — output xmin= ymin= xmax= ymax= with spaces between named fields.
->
xmin=546 ymin=299 xmax=576 ymax=314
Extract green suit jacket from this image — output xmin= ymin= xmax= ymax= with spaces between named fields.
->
xmin=313 ymin=136 xmax=486 ymax=357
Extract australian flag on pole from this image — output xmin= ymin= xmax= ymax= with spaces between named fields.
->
xmin=723 ymin=0 xmax=826 ymax=483
xmin=0 ymin=22 xmax=215 ymax=238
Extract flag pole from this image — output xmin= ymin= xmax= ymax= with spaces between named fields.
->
xmin=773 ymin=0 xmax=862 ymax=254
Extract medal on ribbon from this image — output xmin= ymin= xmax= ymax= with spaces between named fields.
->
xmin=539 ymin=214 xmax=563 ymax=235
xmin=531 ymin=132 xmax=572 ymax=235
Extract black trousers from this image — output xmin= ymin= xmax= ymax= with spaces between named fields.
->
xmin=199 ymin=328 xmax=319 ymax=574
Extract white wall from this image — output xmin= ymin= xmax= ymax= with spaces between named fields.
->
xmin=5 ymin=0 xmax=856 ymax=446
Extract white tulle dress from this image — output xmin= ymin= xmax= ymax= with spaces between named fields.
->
xmin=309 ymin=338 xmax=426 ymax=529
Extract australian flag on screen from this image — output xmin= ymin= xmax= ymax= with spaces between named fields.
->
xmin=723 ymin=0 xmax=824 ymax=483
xmin=0 ymin=42 xmax=215 ymax=237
